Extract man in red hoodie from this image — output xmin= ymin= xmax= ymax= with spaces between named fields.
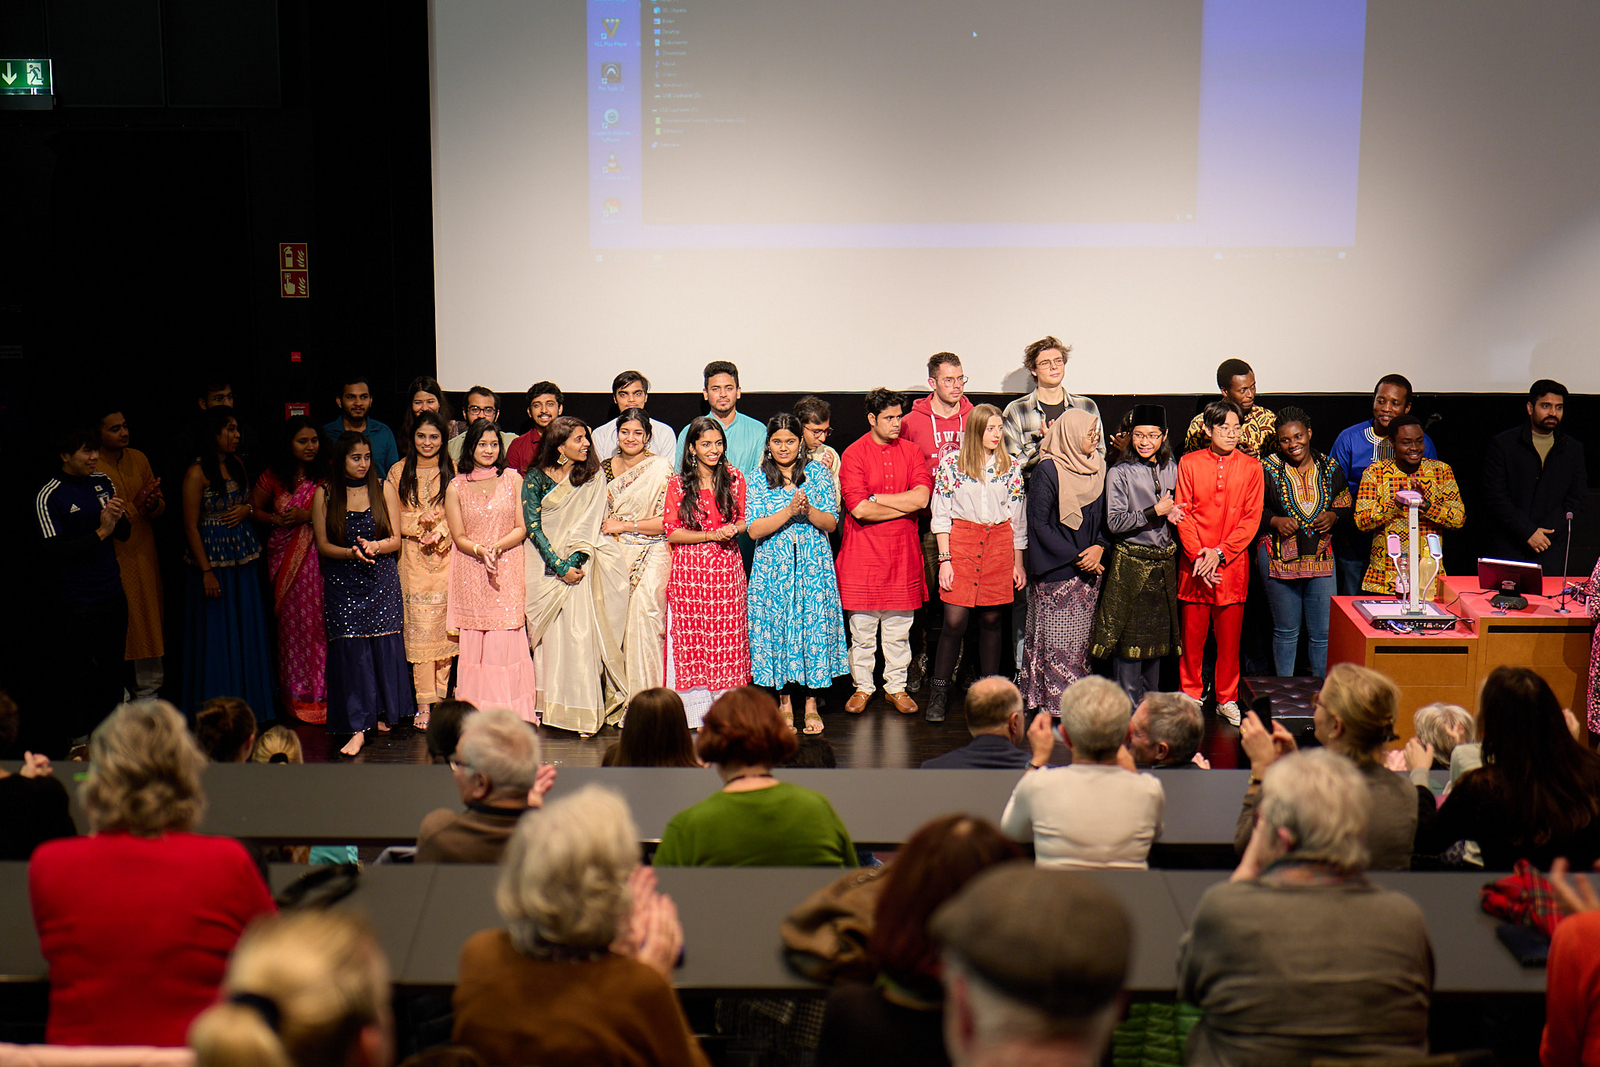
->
xmin=901 ymin=352 xmax=974 ymax=686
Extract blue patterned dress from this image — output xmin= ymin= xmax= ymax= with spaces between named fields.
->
xmin=184 ymin=477 xmax=275 ymax=719
xmin=746 ymin=460 xmax=849 ymax=689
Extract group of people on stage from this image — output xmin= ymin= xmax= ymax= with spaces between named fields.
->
xmin=30 ymin=346 xmax=1594 ymax=751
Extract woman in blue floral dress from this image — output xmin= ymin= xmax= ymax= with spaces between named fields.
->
xmin=746 ymin=414 xmax=848 ymax=735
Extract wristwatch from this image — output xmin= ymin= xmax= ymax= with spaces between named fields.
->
xmin=868 ymin=493 xmax=878 ymax=504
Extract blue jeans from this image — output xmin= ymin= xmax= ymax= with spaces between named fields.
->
xmin=1258 ymin=542 xmax=1335 ymax=678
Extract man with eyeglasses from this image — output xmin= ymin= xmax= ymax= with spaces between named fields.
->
xmin=446 ymin=385 xmax=519 ymax=462
xmin=1001 ymin=336 xmax=1105 ymax=474
xmin=902 ymin=352 xmax=976 ymax=686
xmin=1174 ymin=400 xmax=1264 ymax=727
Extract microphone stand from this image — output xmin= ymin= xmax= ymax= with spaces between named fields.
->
xmin=1556 ymin=511 xmax=1575 ymax=613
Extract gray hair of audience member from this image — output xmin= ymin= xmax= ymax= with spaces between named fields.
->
xmin=1411 ymin=702 xmax=1476 ymax=758
xmin=455 ymin=706 xmax=541 ymax=800
xmin=932 ymin=862 xmax=1130 ymax=1054
xmin=965 ymin=676 xmax=1022 ymax=733
xmin=497 ymin=784 xmax=640 ymax=952
xmin=83 ymin=699 xmax=206 ymax=836
xmin=1143 ymin=692 xmax=1203 ymax=764
xmin=1058 ymin=676 xmax=1132 ymax=761
xmin=1258 ymin=748 xmax=1372 ymax=872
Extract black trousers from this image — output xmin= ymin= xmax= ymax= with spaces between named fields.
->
xmin=45 ymin=593 xmax=128 ymax=755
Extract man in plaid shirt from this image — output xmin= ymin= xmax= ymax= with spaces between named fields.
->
xmin=1001 ymin=335 xmax=1105 ymax=475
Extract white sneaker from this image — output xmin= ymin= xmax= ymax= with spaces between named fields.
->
xmin=1217 ymin=700 xmax=1242 ymax=727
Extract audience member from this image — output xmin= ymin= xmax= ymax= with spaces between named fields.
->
xmin=1127 ymin=691 xmax=1204 ymax=769
xmin=1257 ymin=407 xmax=1351 ymax=678
xmin=1354 ymin=414 xmax=1465 ymax=599
xmin=524 ymin=415 xmax=623 ymax=735
xmin=747 ymin=413 xmax=847 ymax=735
xmin=1001 ymin=335 xmax=1104 ymax=472
xmin=931 ymin=863 xmax=1131 ymax=1066
xmin=1236 ymin=662 xmax=1430 ymax=869
xmin=313 ymin=431 xmax=414 ymax=756
xmin=838 ymin=389 xmax=932 ymax=716
xmin=190 ymin=910 xmax=394 ymax=1067
xmin=251 ymin=415 xmax=330 ymax=722
xmin=35 ymin=422 xmax=130 ymax=753
xmin=387 ymin=410 xmax=458 ymax=729
xmin=452 ymin=785 xmax=710 ymax=1067
xmin=1180 ymin=748 xmax=1433 ymax=1064
xmin=1415 ymin=666 xmax=1600 ymax=869
xmin=30 ymin=700 xmax=276 ymax=1045
xmin=183 ymin=406 xmax=275 ymax=720
xmin=1089 ymin=404 xmax=1184 ymax=708
xmin=505 ymin=380 xmax=564 ymax=475
xmin=602 ymin=688 xmax=701 ymax=767
xmin=1542 ymin=856 xmax=1600 ymax=1067
xmin=445 ymin=420 xmax=537 ymax=724
xmin=654 ymin=688 xmax=855 ymax=867
xmin=417 ymin=706 xmax=545 ymax=864
xmin=1001 ymin=676 xmax=1164 ymax=869
xmin=1182 ymin=358 xmax=1276 ymax=457
xmin=1018 ymin=409 xmax=1105 ymax=720
xmin=591 ymin=370 xmax=678 ymax=459
xmin=921 ymin=677 xmax=1031 ymax=770
xmin=593 ymin=408 xmax=674 ymax=703
xmin=663 ymin=416 xmax=752 ymax=728
xmin=1403 ymin=701 xmax=1475 ymax=776
xmin=816 ymin=815 xmax=1021 ymax=1067
xmin=1482 ymin=378 xmax=1588 ymax=574
xmin=324 ymin=374 xmax=400 ymax=474
xmin=196 ymin=695 xmax=258 ymax=762
xmin=249 ymin=723 xmax=304 ymax=764
xmin=0 ymin=692 xmax=76 ymax=861
xmin=95 ymin=404 xmax=166 ymax=699
xmin=1175 ymin=399 xmax=1263 ymax=726
xmin=677 ymin=360 xmax=765 ymax=476
xmin=1330 ymin=374 xmax=1437 ymax=595
xmin=425 ymin=699 xmax=478 ymax=764
xmin=446 ymin=386 xmax=519 ymax=462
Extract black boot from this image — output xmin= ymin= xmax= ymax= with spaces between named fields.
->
xmin=925 ymin=679 xmax=949 ymax=723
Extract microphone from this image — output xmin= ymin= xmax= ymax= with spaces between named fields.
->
xmin=1556 ymin=510 xmax=1575 ymax=613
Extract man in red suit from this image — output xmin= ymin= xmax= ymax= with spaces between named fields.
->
xmin=1175 ymin=400 xmax=1264 ymax=727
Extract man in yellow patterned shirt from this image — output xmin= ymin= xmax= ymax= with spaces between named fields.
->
xmin=1354 ymin=416 xmax=1465 ymax=599
xmin=1183 ymin=359 xmax=1276 ymax=458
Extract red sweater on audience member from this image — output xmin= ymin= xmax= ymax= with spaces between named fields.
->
xmin=1543 ymin=909 xmax=1600 ymax=1067
xmin=30 ymin=832 xmax=277 ymax=1046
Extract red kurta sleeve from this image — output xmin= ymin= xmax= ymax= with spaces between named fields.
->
xmin=839 ymin=443 xmax=870 ymax=514
xmin=1174 ymin=453 xmax=1205 ymax=558
xmin=662 ymin=476 xmax=687 ymax=534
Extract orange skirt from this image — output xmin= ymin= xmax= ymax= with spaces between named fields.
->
xmin=943 ymin=519 xmax=1015 ymax=608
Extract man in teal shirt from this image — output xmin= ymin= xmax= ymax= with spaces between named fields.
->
xmin=323 ymin=373 xmax=400 ymax=474
xmin=677 ymin=360 xmax=765 ymax=478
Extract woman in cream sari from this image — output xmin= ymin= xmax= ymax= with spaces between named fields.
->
xmin=593 ymin=409 xmax=674 ymax=704
xmin=522 ymin=416 xmax=625 ymax=736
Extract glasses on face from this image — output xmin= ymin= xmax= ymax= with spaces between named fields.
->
xmin=1216 ymin=426 xmax=1242 ymax=437
xmin=466 ymin=405 xmax=497 ymax=418
xmin=806 ymin=426 xmax=832 ymax=439
xmin=934 ymin=376 xmax=968 ymax=387
xmin=1035 ymin=359 xmax=1065 ymax=371
xmin=1131 ymin=432 xmax=1164 ymax=444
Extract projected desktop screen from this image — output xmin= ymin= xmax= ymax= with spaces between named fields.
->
xmin=430 ymin=0 xmax=1600 ymax=394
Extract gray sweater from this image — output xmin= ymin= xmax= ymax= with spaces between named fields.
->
xmin=1178 ymin=874 xmax=1434 ymax=1066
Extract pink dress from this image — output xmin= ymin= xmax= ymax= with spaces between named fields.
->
xmin=257 ymin=469 xmax=327 ymax=722
xmin=448 ymin=468 xmax=538 ymax=722
xmin=662 ymin=470 xmax=751 ymax=691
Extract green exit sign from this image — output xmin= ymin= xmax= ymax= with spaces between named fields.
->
xmin=1 ymin=59 xmax=52 ymax=95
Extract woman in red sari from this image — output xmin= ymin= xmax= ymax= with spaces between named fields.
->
xmin=250 ymin=416 xmax=330 ymax=722
xmin=663 ymin=417 xmax=751 ymax=728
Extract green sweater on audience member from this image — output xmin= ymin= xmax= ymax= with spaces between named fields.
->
xmin=653 ymin=782 xmax=857 ymax=867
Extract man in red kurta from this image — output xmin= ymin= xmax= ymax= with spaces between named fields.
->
xmin=1175 ymin=400 xmax=1264 ymax=725
xmin=837 ymin=388 xmax=933 ymax=715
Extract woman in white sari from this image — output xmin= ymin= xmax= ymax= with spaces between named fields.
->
xmin=521 ymin=416 xmax=624 ymax=736
xmin=593 ymin=409 xmax=674 ymax=703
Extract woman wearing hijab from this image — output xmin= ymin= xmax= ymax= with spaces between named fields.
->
xmin=1018 ymin=409 xmax=1108 ymax=719
xmin=926 ymin=404 xmax=1028 ymax=723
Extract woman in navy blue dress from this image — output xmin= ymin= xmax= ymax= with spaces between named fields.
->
xmin=312 ymin=431 xmax=414 ymax=756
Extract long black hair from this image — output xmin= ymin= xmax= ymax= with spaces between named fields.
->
xmin=758 ymin=412 xmax=810 ymax=489
xmin=614 ymin=407 xmax=653 ymax=454
xmin=1113 ymin=409 xmax=1173 ymax=468
xmin=322 ymin=431 xmax=392 ymax=546
xmin=267 ymin=415 xmax=330 ymax=490
xmin=396 ymin=410 xmax=454 ymax=507
xmin=533 ymin=416 xmax=599 ymax=486
xmin=195 ymin=406 xmax=246 ymax=489
xmin=455 ymin=419 xmax=508 ymax=477
xmin=677 ymin=416 xmax=740 ymax=530
xmin=1476 ymin=666 xmax=1600 ymax=845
